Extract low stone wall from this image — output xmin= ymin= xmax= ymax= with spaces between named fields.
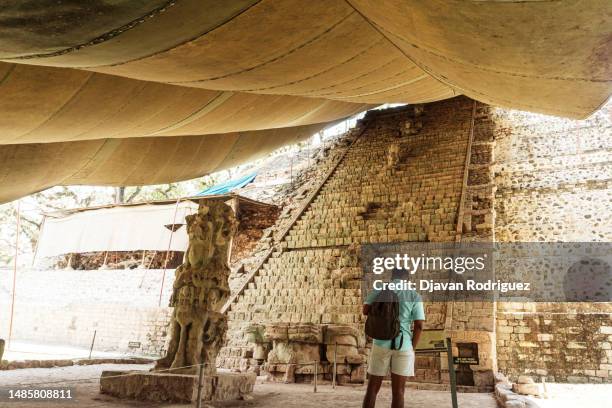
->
xmin=0 ymin=268 xmax=173 ymax=356
xmin=494 ymin=373 xmax=541 ymax=408
xmin=497 ymin=305 xmax=612 ymax=383
xmin=0 ymin=357 xmax=153 ymax=370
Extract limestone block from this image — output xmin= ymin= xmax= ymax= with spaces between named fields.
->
xmin=333 ymin=363 xmax=351 ymax=375
xmin=324 ymin=324 xmax=363 ymax=347
xmin=325 ymin=344 xmax=365 ymax=364
xmin=505 ymin=400 xmax=526 ymax=408
xmin=473 ymin=369 xmax=495 ymax=388
xmin=253 ymin=343 xmax=270 ymax=361
xmin=287 ymin=323 xmax=323 ymax=343
xmin=267 ymin=342 xmax=320 ymax=365
xmin=350 ymin=364 xmax=367 ymax=383
xmin=295 ymin=362 xmax=326 ymax=375
xmin=99 ymin=371 xmax=255 ymax=403
xmin=244 ymin=324 xmax=267 ymax=344
xmin=346 ymin=353 xmax=367 ymax=365
xmin=512 ymin=382 xmax=541 ymax=397
xmin=336 ymin=374 xmax=352 ymax=385
xmin=265 ymin=323 xmax=289 ymax=341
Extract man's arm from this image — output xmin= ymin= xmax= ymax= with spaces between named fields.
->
xmin=412 ymin=320 xmax=424 ymax=350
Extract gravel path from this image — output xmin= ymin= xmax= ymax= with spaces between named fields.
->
xmin=0 ymin=363 xmax=497 ymax=408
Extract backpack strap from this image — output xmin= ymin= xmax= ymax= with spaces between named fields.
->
xmin=392 ymin=332 xmax=404 ymax=351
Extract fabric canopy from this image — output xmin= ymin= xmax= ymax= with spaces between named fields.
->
xmin=0 ymin=122 xmax=332 ymax=204
xmin=197 ymin=172 xmax=257 ymax=196
xmin=0 ymin=1 xmax=609 ymax=203
xmin=0 ymin=62 xmax=370 ymax=145
xmin=36 ymin=202 xmax=199 ymax=258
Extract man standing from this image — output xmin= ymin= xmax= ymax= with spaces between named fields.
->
xmin=362 ymin=269 xmax=425 ymax=408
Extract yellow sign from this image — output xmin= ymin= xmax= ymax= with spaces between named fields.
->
xmin=415 ymin=330 xmax=447 ymax=351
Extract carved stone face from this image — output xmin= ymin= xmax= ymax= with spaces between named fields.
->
xmin=214 ymin=219 xmax=227 ymax=246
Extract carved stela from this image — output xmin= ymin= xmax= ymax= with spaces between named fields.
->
xmin=155 ymin=200 xmax=237 ymax=375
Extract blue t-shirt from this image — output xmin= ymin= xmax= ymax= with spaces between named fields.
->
xmin=365 ymin=282 xmax=425 ymax=352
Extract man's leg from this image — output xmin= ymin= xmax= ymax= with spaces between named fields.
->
xmin=390 ymin=373 xmax=407 ymax=408
xmin=362 ymin=374 xmax=384 ymax=408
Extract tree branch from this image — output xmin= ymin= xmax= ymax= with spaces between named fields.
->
xmin=125 ymin=186 xmax=142 ymax=203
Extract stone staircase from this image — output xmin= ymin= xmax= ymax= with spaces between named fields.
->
xmin=218 ymin=98 xmax=475 ymax=381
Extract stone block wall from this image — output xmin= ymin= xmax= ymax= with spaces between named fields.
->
xmin=497 ymin=304 xmax=612 ymax=383
xmin=445 ymin=100 xmax=498 ymax=385
xmin=287 ymin=101 xmax=470 ymax=247
xmin=492 ymin=103 xmax=612 ymax=382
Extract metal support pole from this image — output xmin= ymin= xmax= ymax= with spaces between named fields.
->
xmin=101 ymin=251 xmax=108 ymax=269
xmin=313 ymin=361 xmax=317 ymax=393
xmin=332 ymin=342 xmax=337 ymax=389
xmin=195 ymin=362 xmax=204 ymax=408
xmin=446 ymin=338 xmax=459 ymax=408
xmin=88 ymin=330 xmax=97 ymax=359
xmin=290 ymin=155 xmax=294 ymax=187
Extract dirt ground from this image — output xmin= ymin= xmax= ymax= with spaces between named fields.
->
xmin=0 ymin=363 xmax=497 ymax=408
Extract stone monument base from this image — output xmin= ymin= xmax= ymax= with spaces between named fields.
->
xmin=100 ymin=370 xmax=256 ymax=403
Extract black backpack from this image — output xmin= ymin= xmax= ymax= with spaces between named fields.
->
xmin=365 ymin=290 xmax=402 ymax=348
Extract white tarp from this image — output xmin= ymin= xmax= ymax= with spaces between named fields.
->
xmin=36 ymin=201 xmax=199 ymax=258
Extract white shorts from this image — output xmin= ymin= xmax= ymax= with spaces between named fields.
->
xmin=367 ymin=344 xmax=415 ymax=377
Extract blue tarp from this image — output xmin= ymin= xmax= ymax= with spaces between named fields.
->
xmin=195 ymin=172 xmax=257 ymax=196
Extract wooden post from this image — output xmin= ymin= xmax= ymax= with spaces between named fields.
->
xmin=195 ymin=361 xmax=204 ymax=408
xmin=88 ymin=330 xmax=97 ymax=359
xmin=446 ymin=338 xmax=459 ymax=408
xmin=227 ymin=196 xmax=240 ymax=263
xmin=7 ymin=200 xmax=21 ymax=348
xmin=313 ymin=361 xmax=318 ymax=393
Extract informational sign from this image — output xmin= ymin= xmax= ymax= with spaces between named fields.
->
xmin=415 ymin=330 xmax=447 ymax=352
xmin=128 ymin=341 xmax=141 ymax=349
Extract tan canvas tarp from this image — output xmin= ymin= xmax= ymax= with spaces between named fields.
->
xmin=0 ymin=123 xmax=331 ymax=204
xmin=0 ymin=63 xmax=371 ymax=144
xmin=36 ymin=202 xmax=199 ymax=258
xmin=0 ymin=1 xmax=609 ymax=203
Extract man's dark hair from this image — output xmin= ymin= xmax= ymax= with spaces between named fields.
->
xmin=391 ymin=267 xmax=409 ymax=280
